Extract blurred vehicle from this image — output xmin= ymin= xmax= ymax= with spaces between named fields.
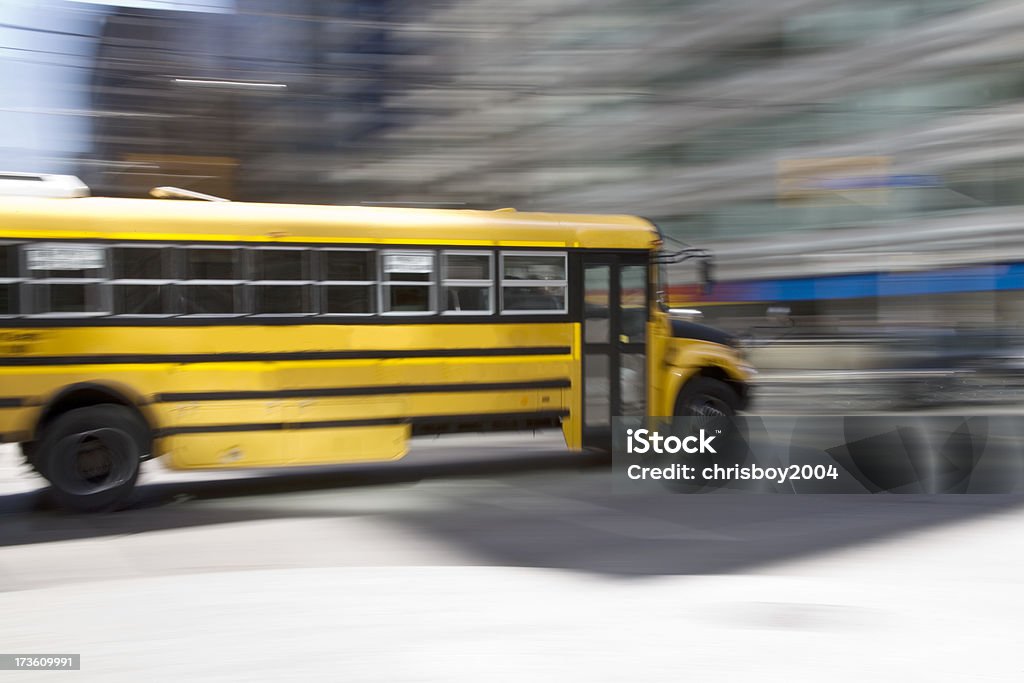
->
xmin=0 ymin=178 xmax=753 ymax=511
xmin=881 ymin=327 xmax=1024 ymax=406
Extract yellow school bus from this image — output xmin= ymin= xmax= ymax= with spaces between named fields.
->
xmin=0 ymin=188 xmax=753 ymax=510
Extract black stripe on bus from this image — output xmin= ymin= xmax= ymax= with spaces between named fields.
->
xmin=0 ymin=398 xmax=25 ymax=408
xmin=156 ymin=410 xmax=569 ymax=436
xmin=155 ymin=378 xmax=571 ymax=403
xmin=0 ymin=346 xmax=572 ymax=367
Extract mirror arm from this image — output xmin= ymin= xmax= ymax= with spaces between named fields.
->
xmin=653 ymin=247 xmax=712 ymax=264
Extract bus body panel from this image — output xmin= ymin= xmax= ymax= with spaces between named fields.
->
xmin=657 ymin=338 xmax=754 ymax=416
xmin=0 ymin=407 xmax=32 ymax=443
xmin=0 ymin=196 xmax=657 ymax=251
xmin=162 ymin=426 xmax=409 ymax=470
xmin=0 ymin=322 xmax=577 ymax=468
xmin=560 ymin=324 xmax=584 ymax=451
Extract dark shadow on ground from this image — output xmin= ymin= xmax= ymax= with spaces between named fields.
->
xmin=2 ymin=440 xmax=1022 ymax=577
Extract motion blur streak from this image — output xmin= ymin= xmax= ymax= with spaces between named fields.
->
xmin=3 ymin=3 xmax=1024 ymax=679
xmin=4 ymin=1 xmax=1024 ymax=409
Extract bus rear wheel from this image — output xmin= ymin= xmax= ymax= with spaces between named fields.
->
xmin=674 ymin=377 xmax=739 ymax=418
xmin=37 ymin=405 xmax=147 ymax=513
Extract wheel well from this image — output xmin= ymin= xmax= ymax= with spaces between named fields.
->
xmin=33 ymin=383 xmax=154 ymax=454
xmin=685 ymin=366 xmax=747 ymax=408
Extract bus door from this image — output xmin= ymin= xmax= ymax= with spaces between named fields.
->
xmin=581 ymin=254 xmax=648 ymax=447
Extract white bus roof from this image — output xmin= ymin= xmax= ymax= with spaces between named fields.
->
xmin=0 ymin=173 xmax=89 ymax=198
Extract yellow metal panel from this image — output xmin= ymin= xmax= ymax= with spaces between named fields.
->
xmin=161 ymin=432 xmax=287 ymax=469
xmin=153 ymin=399 xmax=281 ymax=428
xmin=159 ymin=426 xmax=409 ymax=470
xmin=660 ymin=338 xmax=753 ymax=416
xmin=273 ymin=358 xmax=574 ymax=390
xmin=284 ymin=398 xmax=406 ymax=426
xmin=285 ymin=425 xmax=408 ymax=466
xmin=561 ymin=323 xmax=584 ymax=450
xmin=648 ymin=314 xmax=671 ymax=416
xmin=0 ymin=323 xmax=572 ymax=357
xmin=0 ymin=196 xmax=658 ymax=251
xmin=281 ymin=391 xmax=566 ymax=428
xmin=0 ymin=407 xmax=31 ymax=441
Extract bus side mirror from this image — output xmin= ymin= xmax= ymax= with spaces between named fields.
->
xmin=700 ymin=258 xmax=715 ymax=295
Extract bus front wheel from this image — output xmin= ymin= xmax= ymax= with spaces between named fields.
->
xmin=674 ymin=377 xmax=739 ymax=418
xmin=37 ymin=405 xmax=146 ymax=513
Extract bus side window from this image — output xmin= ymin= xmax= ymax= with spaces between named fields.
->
xmin=180 ymin=246 xmax=244 ymax=316
xmin=500 ymin=252 xmax=567 ymax=314
xmin=382 ymin=250 xmax=435 ymax=314
xmin=249 ymin=248 xmax=314 ymax=316
xmin=23 ymin=242 xmax=109 ymax=317
xmin=442 ymin=251 xmax=492 ymax=314
xmin=0 ymin=243 xmax=22 ymax=316
xmin=620 ymin=265 xmax=647 ymax=342
xmin=319 ymin=249 xmax=377 ymax=315
xmin=502 ymin=286 xmax=562 ymax=311
xmin=111 ymin=245 xmax=175 ymax=316
xmin=584 ymin=266 xmax=610 ymax=343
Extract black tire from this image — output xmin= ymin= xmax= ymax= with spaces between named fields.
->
xmin=674 ymin=377 xmax=739 ymax=418
xmin=670 ymin=378 xmax=744 ymax=492
xmin=36 ymin=405 xmax=149 ymax=513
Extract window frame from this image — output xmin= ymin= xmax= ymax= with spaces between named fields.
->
xmin=109 ymin=243 xmax=176 ymax=318
xmin=0 ymin=241 xmax=24 ymax=318
xmin=178 ymin=245 xmax=246 ymax=318
xmin=21 ymin=242 xmax=111 ymax=318
xmin=380 ymin=249 xmax=437 ymax=316
xmin=317 ymin=247 xmax=379 ymax=317
xmin=441 ymin=249 xmax=494 ymax=316
xmin=499 ymin=250 xmax=569 ymax=315
xmin=246 ymin=246 xmax=316 ymax=318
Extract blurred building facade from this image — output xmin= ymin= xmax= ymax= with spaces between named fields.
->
xmin=364 ymin=0 xmax=1024 ymax=332
xmin=8 ymin=0 xmax=1024 ymax=336
xmin=86 ymin=0 xmax=413 ymax=202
